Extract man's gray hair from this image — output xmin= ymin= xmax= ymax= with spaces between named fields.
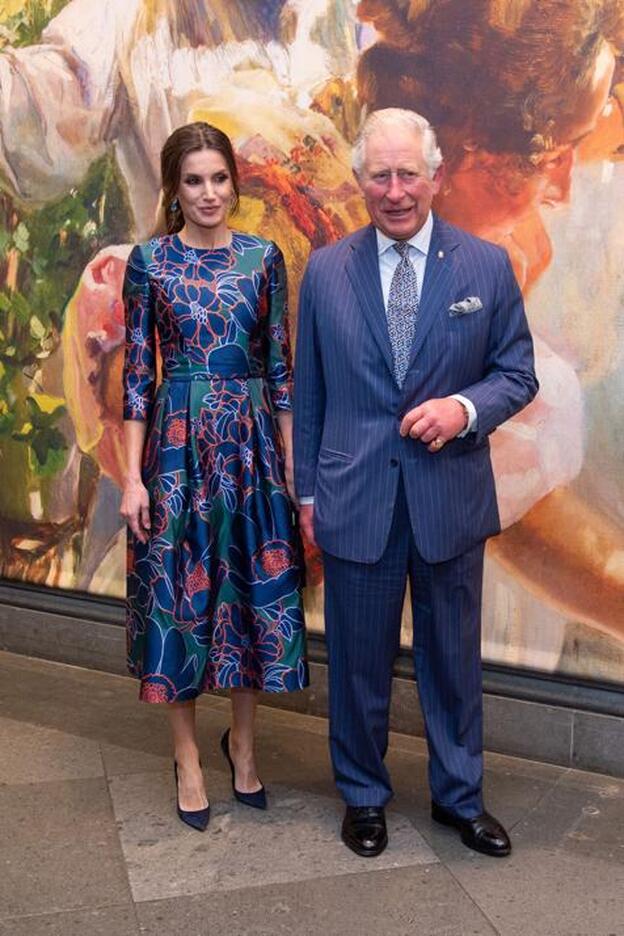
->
xmin=352 ymin=108 xmax=443 ymax=178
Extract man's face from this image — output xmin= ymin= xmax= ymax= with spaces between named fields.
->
xmin=356 ymin=125 xmax=442 ymax=239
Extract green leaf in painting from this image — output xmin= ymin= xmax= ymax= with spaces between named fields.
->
xmin=12 ymin=222 xmax=30 ymax=253
xmin=29 ymin=316 xmax=47 ymax=341
xmin=26 ymin=393 xmax=66 ymax=423
xmin=0 ymin=398 xmax=15 ymax=435
xmin=31 ymin=254 xmax=48 ymax=277
xmin=34 ymin=443 xmax=68 ymax=478
xmin=12 ymin=421 xmax=34 ymax=442
xmin=30 ymin=425 xmax=68 ymax=473
xmin=10 ymin=292 xmax=31 ymax=324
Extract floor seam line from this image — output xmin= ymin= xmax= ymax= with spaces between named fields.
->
xmin=508 ymin=765 xmax=570 ymax=833
xmin=102 ymin=740 xmax=144 ymax=931
xmin=0 ymin=901 xmax=134 ymax=923
xmin=130 ymin=861 xmax=441 ymax=906
xmin=437 ymin=862 xmax=503 ymax=936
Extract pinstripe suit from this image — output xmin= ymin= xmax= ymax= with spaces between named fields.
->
xmin=294 ymin=216 xmax=538 ymax=815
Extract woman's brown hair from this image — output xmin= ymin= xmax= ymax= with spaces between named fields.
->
xmin=158 ymin=122 xmax=240 ymax=235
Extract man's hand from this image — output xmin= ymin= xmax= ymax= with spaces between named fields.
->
xmin=399 ymin=397 xmax=468 ymax=452
xmin=299 ymin=503 xmax=316 ymax=547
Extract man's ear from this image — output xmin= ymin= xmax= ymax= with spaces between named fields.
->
xmin=353 ymin=167 xmax=364 ymax=191
xmin=432 ymin=163 xmax=445 ymax=194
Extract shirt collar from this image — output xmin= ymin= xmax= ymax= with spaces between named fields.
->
xmin=376 ymin=211 xmax=434 ymax=258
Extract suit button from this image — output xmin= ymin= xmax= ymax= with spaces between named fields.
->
xmin=390 ymin=458 xmax=399 ymax=468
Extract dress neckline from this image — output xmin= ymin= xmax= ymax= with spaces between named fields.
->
xmin=173 ymin=231 xmax=237 ymax=253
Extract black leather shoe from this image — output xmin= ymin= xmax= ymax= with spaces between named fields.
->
xmin=341 ymin=806 xmax=388 ymax=858
xmin=431 ymin=801 xmax=511 ymax=857
xmin=174 ymin=762 xmax=210 ymax=832
xmin=220 ymin=729 xmax=267 ymax=810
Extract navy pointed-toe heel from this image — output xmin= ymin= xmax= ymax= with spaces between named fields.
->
xmin=220 ymin=728 xmax=267 ymax=810
xmin=173 ymin=762 xmax=210 ymax=831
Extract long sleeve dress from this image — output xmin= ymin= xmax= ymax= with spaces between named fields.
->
xmin=122 ymin=232 xmax=308 ymax=702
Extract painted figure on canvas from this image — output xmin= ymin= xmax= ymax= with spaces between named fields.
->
xmin=0 ymin=0 xmax=622 ymax=684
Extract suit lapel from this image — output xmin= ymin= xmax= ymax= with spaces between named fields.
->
xmin=345 ymin=225 xmax=396 ymax=382
xmin=408 ymin=216 xmax=460 ymax=366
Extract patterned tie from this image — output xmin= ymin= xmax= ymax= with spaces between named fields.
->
xmin=386 ymin=241 xmax=419 ymax=386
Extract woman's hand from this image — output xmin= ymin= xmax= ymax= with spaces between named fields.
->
xmin=276 ymin=411 xmax=298 ymax=506
xmin=283 ymin=450 xmax=298 ymax=507
xmin=120 ymin=479 xmax=151 ymax=544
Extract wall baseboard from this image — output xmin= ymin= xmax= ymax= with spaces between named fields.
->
xmin=2 ymin=581 xmax=623 ymax=777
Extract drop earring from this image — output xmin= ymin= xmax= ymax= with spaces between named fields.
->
xmin=170 ymin=198 xmax=180 ymax=212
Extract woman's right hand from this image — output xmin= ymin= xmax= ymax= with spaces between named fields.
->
xmin=120 ymin=479 xmax=151 ymax=544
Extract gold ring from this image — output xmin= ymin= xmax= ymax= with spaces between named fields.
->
xmin=431 ymin=437 xmax=445 ymax=450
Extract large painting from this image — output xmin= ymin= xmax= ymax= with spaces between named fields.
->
xmin=0 ymin=0 xmax=622 ymax=684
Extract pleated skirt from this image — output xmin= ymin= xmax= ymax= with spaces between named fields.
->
xmin=126 ymin=375 xmax=308 ymax=703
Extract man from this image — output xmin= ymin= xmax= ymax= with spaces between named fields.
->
xmin=293 ymin=108 xmax=538 ymax=859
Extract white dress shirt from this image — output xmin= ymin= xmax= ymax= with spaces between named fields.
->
xmin=377 ymin=211 xmax=433 ymax=307
xmin=298 ymin=214 xmax=477 ymax=505
xmin=376 ymin=212 xmax=476 ymax=435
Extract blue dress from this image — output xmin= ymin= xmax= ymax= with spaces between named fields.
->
xmin=122 ymin=232 xmax=308 ymax=702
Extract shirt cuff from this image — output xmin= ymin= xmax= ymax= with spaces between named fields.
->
xmin=299 ymin=497 xmax=315 ymax=505
xmin=451 ymin=394 xmax=477 ymax=437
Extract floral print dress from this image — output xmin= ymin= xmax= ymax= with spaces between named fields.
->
xmin=122 ymin=232 xmax=308 ymax=702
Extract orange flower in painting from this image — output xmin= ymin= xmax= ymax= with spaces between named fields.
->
xmin=166 ymin=417 xmax=187 ymax=447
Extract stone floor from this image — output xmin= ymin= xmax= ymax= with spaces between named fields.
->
xmin=1 ymin=651 xmax=624 ymax=936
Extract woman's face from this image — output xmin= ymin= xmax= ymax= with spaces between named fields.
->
xmin=176 ymin=148 xmax=234 ymax=235
xmin=561 ymin=41 xmax=616 ymax=146
xmin=435 ymin=148 xmax=573 ymax=290
xmin=435 ymin=41 xmax=618 ymax=292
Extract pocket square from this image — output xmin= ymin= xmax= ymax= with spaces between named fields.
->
xmin=448 ymin=296 xmax=483 ymax=316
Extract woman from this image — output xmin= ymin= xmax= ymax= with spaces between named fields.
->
xmin=120 ymin=122 xmax=308 ymax=831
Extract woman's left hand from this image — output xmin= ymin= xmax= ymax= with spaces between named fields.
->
xmin=275 ymin=412 xmax=297 ymax=506
xmin=284 ymin=450 xmax=298 ymax=507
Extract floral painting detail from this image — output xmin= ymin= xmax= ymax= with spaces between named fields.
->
xmin=123 ymin=232 xmax=307 ymax=702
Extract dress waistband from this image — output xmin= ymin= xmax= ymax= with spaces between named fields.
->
xmin=162 ymin=362 xmax=265 ymax=382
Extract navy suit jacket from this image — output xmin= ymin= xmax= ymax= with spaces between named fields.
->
xmin=293 ymin=216 xmax=539 ymax=564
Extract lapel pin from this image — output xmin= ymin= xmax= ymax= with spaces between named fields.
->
xmin=437 ymin=250 xmax=445 ymax=259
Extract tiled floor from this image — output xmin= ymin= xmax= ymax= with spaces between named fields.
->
xmin=1 ymin=651 xmax=623 ymax=936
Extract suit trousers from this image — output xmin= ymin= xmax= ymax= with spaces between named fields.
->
xmin=323 ymin=473 xmax=485 ymax=818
